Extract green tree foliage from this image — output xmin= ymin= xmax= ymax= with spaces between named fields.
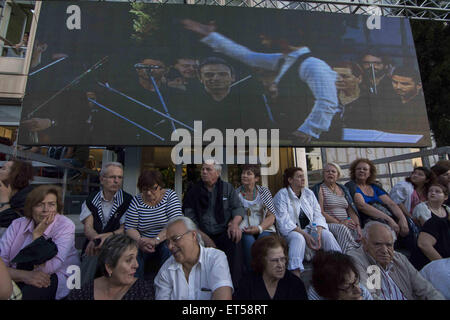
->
xmin=411 ymin=20 xmax=450 ymax=146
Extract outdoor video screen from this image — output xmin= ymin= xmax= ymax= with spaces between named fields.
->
xmin=19 ymin=2 xmax=432 ymax=147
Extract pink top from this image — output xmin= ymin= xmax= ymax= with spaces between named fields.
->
xmin=0 ymin=215 xmax=80 ymax=299
xmin=410 ymin=190 xmax=424 ymax=214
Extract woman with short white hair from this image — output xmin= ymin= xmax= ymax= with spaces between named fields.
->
xmin=312 ymin=162 xmax=362 ymax=253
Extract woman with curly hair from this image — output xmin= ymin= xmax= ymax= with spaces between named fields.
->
xmin=345 ymin=158 xmax=409 ymax=238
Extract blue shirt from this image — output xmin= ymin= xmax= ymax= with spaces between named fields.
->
xmin=356 ymin=184 xmax=387 ymax=205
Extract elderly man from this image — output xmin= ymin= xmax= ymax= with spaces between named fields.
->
xmin=183 ymin=160 xmax=245 ymax=287
xmin=154 ymin=216 xmax=233 ymax=300
xmin=79 ymin=162 xmax=133 ymax=284
xmin=347 ymin=221 xmax=444 ymax=300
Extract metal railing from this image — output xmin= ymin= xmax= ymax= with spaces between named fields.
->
xmin=308 ymin=146 xmax=450 ymax=189
xmin=0 ymin=143 xmax=100 ymax=201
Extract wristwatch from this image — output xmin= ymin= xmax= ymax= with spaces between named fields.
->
xmin=0 ymin=202 xmax=10 ymax=208
xmin=155 ymin=236 xmax=161 ymax=244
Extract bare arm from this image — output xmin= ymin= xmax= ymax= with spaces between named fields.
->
xmin=354 ymin=193 xmax=392 ymax=221
xmin=380 ymin=194 xmax=407 ymax=222
xmin=318 ymin=186 xmax=340 ymax=224
xmin=380 ymin=194 xmax=409 ymax=236
xmin=212 ymin=286 xmax=232 ymax=300
xmin=83 ymin=215 xmax=99 ymax=241
xmin=417 ymin=232 xmax=442 ymax=261
xmin=8 ymin=268 xmax=50 ymax=288
xmin=260 ymin=211 xmax=276 ymax=230
xmin=0 ymin=258 xmax=12 ymax=300
xmin=354 ymin=193 xmax=400 ymax=233
xmin=398 ymin=203 xmax=412 ymax=219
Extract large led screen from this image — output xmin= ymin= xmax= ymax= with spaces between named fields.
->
xmin=19 ymin=2 xmax=432 ymax=147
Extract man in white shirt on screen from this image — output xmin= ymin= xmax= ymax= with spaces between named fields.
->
xmin=154 ymin=216 xmax=233 ymax=300
xmin=182 ymin=18 xmax=339 ymax=144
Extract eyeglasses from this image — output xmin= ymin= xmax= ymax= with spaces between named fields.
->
xmin=267 ymin=257 xmax=287 ymax=264
xmin=337 ymin=276 xmax=360 ymax=292
xmin=34 ymin=202 xmax=57 ymax=210
xmin=167 ymin=231 xmax=191 ymax=245
xmin=105 ymin=175 xmax=123 ymax=180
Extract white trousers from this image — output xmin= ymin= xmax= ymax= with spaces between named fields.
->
xmin=284 ymin=228 xmax=342 ymax=271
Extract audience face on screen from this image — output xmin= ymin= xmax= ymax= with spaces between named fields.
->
xmin=334 ymin=67 xmax=362 ymax=92
xmin=174 ymin=58 xmax=198 ymax=80
xmin=361 ymin=54 xmax=386 ymax=78
xmin=391 ymin=75 xmax=421 ymax=102
xmin=136 ymin=59 xmax=166 ymax=82
xmin=199 ymin=63 xmax=235 ymax=98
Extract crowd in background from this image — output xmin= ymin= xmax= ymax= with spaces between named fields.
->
xmin=0 ymin=157 xmax=449 ymax=300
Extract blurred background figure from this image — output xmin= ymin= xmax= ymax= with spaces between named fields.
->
xmin=308 ymin=250 xmax=372 ymax=300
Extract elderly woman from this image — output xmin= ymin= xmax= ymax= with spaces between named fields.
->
xmin=237 ymin=164 xmax=276 ymax=270
xmin=125 ymin=170 xmax=182 ymax=278
xmin=308 ymin=250 xmax=372 ymax=300
xmin=345 ymin=158 xmax=409 ymax=238
xmin=273 ymin=167 xmax=341 ymax=278
xmin=312 ymin=162 xmax=362 ymax=253
xmin=0 ymin=159 xmax=34 ymax=228
xmin=233 ymin=235 xmax=307 ymax=300
xmin=410 ymin=184 xmax=450 ymax=270
xmin=0 ymin=185 xmax=79 ymax=299
xmin=67 ymin=234 xmax=154 ymax=300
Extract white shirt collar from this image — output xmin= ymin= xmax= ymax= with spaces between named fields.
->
xmin=100 ymin=189 xmax=119 ymax=202
xmin=167 ymin=244 xmax=203 ymax=271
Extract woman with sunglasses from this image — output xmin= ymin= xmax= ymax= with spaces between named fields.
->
xmin=125 ymin=170 xmax=182 ymax=278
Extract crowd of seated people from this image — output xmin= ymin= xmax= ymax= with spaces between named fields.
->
xmin=0 ymin=157 xmax=448 ymax=300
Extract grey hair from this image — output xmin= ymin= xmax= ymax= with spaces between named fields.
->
xmin=362 ymin=220 xmax=397 ymax=242
xmin=324 ymin=162 xmax=343 ymax=179
xmin=97 ymin=234 xmax=138 ymax=277
xmin=100 ymin=161 xmax=123 ymax=177
xmin=203 ymin=159 xmax=222 ymax=175
xmin=167 ymin=216 xmax=204 ymax=246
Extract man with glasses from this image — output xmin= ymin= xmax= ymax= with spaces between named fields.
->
xmin=347 ymin=221 xmax=444 ymax=300
xmin=154 ymin=216 xmax=233 ymax=300
xmin=79 ymin=162 xmax=133 ymax=284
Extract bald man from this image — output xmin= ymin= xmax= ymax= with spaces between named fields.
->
xmin=347 ymin=221 xmax=444 ymax=300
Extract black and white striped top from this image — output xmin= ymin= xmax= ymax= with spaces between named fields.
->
xmin=124 ymin=189 xmax=182 ymax=238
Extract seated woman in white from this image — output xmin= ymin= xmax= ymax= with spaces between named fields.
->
xmin=273 ymin=167 xmax=341 ymax=277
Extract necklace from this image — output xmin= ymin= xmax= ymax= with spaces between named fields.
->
xmin=325 ymin=183 xmax=338 ymax=195
xmin=428 ymin=202 xmax=444 ymax=217
xmin=241 ymin=186 xmax=257 ymax=201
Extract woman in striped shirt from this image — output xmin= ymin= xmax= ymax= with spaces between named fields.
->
xmin=237 ymin=164 xmax=277 ymax=271
xmin=312 ymin=163 xmax=362 ymax=253
xmin=125 ymin=170 xmax=182 ymax=278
